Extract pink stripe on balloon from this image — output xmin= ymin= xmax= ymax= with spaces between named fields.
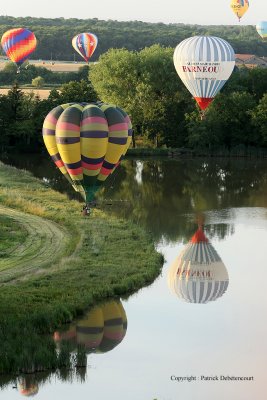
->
xmin=67 ymin=167 xmax=83 ymax=176
xmin=55 ymin=160 xmax=64 ymax=168
xmin=104 ymin=332 xmax=123 ymax=340
xmin=82 ymin=161 xmax=102 ymax=170
xmin=108 ymin=123 xmax=128 ymax=132
xmin=45 ymin=114 xmax=58 ymax=125
xmin=99 ymin=167 xmax=111 ymax=176
xmin=81 ymin=116 xmax=107 ymax=125
xmin=58 ymin=122 xmax=80 ymax=132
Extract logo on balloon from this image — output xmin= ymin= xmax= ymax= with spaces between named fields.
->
xmin=182 ymin=65 xmax=220 ymax=73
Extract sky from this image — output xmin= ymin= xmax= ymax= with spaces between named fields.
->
xmin=1 ymin=0 xmax=266 ymax=25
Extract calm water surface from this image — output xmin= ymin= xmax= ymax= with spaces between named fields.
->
xmin=1 ymin=155 xmax=267 ymax=400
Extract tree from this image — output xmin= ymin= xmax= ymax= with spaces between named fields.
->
xmin=90 ymin=48 xmax=140 ymax=118
xmin=59 ymin=79 xmax=97 ymax=103
xmin=90 ymin=45 xmax=192 ymax=147
xmin=32 ymin=76 xmax=45 ymax=88
xmin=251 ymin=94 xmax=267 ymax=144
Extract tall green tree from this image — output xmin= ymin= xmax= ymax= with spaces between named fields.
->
xmin=90 ymin=45 xmax=193 ymax=147
xmin=251 ymin=94 xmax=267 ymax=144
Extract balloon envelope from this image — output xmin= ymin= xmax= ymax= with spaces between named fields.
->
xmin=1 ymin=28 xmax=37 ymax=67
xmin=173 ymin=36 xmax=235 ymax=111
xmin=54 ymin=300 xmax=127 ymax=354
xmin=42 ymin=102 xmax=132 ymax=203
xmin=256 ymin=21 xmax=267 ymax=40
xmin=230 ymin=0 xmax=249 ymax=21
xmin=168 ymin=227 xmax=229 ymax=304
xmin=72 ymin=33 xmax=98 ymax=62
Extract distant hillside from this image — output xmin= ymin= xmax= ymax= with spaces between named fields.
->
xmin=0 ymin=16 xmax=266 ymax=61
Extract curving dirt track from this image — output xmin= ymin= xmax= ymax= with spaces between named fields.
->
xmin=0 ymin=205 xmax=70 ymax=284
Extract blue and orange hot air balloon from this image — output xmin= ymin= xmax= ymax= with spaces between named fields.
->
xmin=42 ymin=102 xmax=132 ymax=214
xmin=72 ymin=33 xmax=98 ymax=62
xmin=1 ymin=28 xmax=37 ymax=72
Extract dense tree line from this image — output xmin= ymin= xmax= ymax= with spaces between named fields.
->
xmin=0 ymin=16 xmax=267 ymax=61
xmin=0 ymin=63 xmax=89 ymax=85
xmin=0 ymin=44 xmax=266 ymax=154
xmin=90 ymin=45 xmax=267 ymax=150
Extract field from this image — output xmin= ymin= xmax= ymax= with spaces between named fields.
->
xmin=0 ymin=87 xmax=52 ymax=99
xmin=0 ymin=60 xmax=90 ymax=72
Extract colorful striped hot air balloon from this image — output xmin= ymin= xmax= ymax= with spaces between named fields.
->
xmin=256 ymin=21 xmax=267 ymax=40
xmin=168 ymin=226 xmax=229 ymax=304
xmin=72 ymin=33 xmax=98 ymax=62
xmin=54 ymin=300 xmax=127 ymax=354
xmin=173 ymin=36 xmax=235 ymax=115
xmin=230 ymin=0 xmax=249 ymax=22
xmin=1 ymin=28 xmax=37 ymax=72
xmin=42 ymin=102 xmax=132 ymax=214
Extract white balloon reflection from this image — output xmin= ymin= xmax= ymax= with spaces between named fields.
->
xmin=168 ymin=226 xmax=229 ymax=304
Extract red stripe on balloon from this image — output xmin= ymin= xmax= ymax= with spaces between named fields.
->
xmin=99 ymin=167 xmax=111 ymax=176
xmin=55 ymin=160 xmax=64 ymax=168
xmin=67 ymin=167 xmax=83 ymax=176
xmin=82 ymin=161 xmax=102 ymax=170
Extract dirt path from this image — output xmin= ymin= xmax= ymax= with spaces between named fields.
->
xmin=0 ymin=205 xmax=70 ymax=284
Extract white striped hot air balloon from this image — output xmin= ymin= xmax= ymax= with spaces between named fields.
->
xmin=173 ymin=36 xmax=235 ymax=114
xmin=168 ymin=227 xmax=229 ymax=304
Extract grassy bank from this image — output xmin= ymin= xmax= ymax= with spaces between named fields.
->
xmin=0 ymin=162 xmax=163 ymax=374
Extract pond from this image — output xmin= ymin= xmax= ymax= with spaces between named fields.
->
xmin=1 ymin=154 xmax=267 ymax=400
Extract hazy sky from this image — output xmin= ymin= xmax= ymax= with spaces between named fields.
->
xmin=1 ymin=0 xmax=266 ymax=25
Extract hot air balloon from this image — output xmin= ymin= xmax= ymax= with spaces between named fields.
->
xmin=230 ymin=0 xmax=249 ymax=22
xmin=173 ymin=36 xmax=235 ymax=116
xmin=54 ymin=300 xmax=127 ymax=354
xmin=42 ymin=102 xmax=132 ymax=214
xmin=1 ymin=28 xmax=37 ymax=73
xmin=168 ymin=226 xmax=229 ymax=304
xmin=256 ymin=21 xmax=267 ymax=40
xmin=72 ymin=33 xmax=98 ymax=62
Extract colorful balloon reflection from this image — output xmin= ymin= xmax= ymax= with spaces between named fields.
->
xmin=54 ymin=300 xmax=127 ymax=353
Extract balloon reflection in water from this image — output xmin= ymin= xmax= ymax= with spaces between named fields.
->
xmin=54 ymin=300 xmax=127 ymax=353
xmin=168 ymin=226 xmax=229 ymax=304
xmin=18 ymin=376 xmax=38 ymax=397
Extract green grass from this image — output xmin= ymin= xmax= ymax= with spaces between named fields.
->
xmin=0 ymin=215 xmax=27 ymax=257
xmin=0 ymin=162 xmax=163 ymax=375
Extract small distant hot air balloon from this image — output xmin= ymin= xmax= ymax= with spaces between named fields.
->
xmin=168 ymin=226 xmax=229 ymax=304
xmin=54 ymin=300 xmax=127 ymax=354
xmin=42 ymin=102 xmax=132 ymax=215
xmin=256 ymin=21 xmax=267 ymax=40
xmin=230 ymin=0 xmax=249 ymax=22
xmin=173 ymin=36 xmax=235 ymax=116
xmin=72 ymin=33 xmax=98 ymax=62
xmin=1 ymin=28 xmax=37 ymax=73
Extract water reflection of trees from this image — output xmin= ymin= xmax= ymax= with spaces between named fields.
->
xmin=0 ymin=299 xmax=127 ymax=396
xmin=3 ymin=155 xmax=267 ymax=242
xmin=100 ymin=158 xmax=267 ymax=242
